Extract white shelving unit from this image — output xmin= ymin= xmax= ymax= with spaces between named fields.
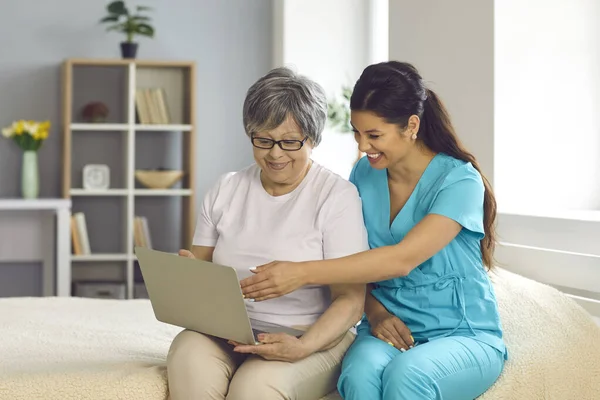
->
xmin=61 ymin=58 xmax=196 ymax=299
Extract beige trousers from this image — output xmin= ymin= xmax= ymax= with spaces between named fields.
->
xmin=166 ymin=329 xmax=355 ymax=400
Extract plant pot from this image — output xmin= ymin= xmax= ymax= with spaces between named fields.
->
xmin=120 ymin=42 xmax=138 ymax=59
xmin=21 ymin=150 xmax=39 ymax=199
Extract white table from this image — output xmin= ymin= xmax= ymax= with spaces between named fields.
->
xmin=0 ymin=199 xmax=71 ymax=296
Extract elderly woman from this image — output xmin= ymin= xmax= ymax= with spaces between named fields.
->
xmin=166 ymin=67 xmax=369 ymax=400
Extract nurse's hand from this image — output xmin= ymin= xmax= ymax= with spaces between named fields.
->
xmin=240 ymin=261 xmax=308 ymax=301
xmin=370 ymin=311 xmax=415 ymax=351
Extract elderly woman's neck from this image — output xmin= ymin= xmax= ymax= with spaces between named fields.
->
xmin=260 ymin=160 xmax=313 ymax=197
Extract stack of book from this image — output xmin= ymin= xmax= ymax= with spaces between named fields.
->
xmin=135 ymin=88 xmax=171 ymax=124
xmin=71 ymin=212 xmax=91 ymax=255
xmin=134 ymin=216 xmax=153 ymax=249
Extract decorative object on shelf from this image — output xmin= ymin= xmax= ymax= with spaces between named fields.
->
xmin=2 ymin=120 xmax=51 ymax=199
xmin=81 ymin=102 xmax=109 ymax=123
xmin=83 ymin=164 xmax=110 ymax=190
xmin=134 ymin=168 xmax=184 ymax=189
xmin=327 ymin=85 xmax=353 ymax=133
xmin=100 ymin=0 xmax=155 ymax=59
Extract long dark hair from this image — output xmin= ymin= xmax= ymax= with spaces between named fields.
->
xmin=350 ymin=61 xmax=497 ymax=268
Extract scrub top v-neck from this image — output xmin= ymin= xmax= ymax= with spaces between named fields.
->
xmin=382 ymin=154 xmax=439 ymax=243
xmin=349 ymin=153 xmax=507 ymax=359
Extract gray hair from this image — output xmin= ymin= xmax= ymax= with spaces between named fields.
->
xmin=242 ymin=67 xmax=327 ymax=146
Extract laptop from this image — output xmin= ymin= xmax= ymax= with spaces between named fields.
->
xmin=134 ymin=247 xmax=305 ymax=345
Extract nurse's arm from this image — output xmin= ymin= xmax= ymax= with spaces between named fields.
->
xmin=304 ymin=214 xmax=462 ymax=285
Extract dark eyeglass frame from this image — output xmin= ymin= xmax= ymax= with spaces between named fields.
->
xmin=250 ymin=134 xmax=309 ymax=151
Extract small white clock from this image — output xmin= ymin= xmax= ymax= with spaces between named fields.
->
xmin=83 ymin=164 xmax=110 ymax=190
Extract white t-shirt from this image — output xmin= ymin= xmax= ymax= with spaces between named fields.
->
xmin=193 ymin=162 xmax=369 ymax=327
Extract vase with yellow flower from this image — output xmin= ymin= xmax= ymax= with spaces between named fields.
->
xmin=2 ymin=120 xmax=50 ymax=199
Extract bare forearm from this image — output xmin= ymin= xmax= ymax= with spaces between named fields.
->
xmin=304 ymin=246 xmax=408 ymax=286
xmin=364 ymin=285 xmax=390 ymax=325
xmin=191 ymin=245 xmax=214 ymax=262
xmin=300 ymin=290 xmax=364 ymax=354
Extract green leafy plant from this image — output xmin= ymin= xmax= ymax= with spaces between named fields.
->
xmin=100 ymin=0 xmax=154 ymax=43
xmin=327 ymin=85 xmax=353 ymax=133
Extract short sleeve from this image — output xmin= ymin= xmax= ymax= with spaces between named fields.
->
xmin=428 ymin=164 xmax=485 ymax=239
xmin=322 ymin=186 xmax=370 ymax=259
xmin=192 ymin=173 xmax=231 ymax=247
xmin=348 ymin=156 xmax=367 ymax=186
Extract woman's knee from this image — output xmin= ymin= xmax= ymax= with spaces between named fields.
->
xmin=226 ymin=360 xmax=291 ymax=400
xmin=337 ymin=335 xmax=397 ymax=396
xmin=382 ymin=356 xmax=434 ymax=399
xmin=167 ymin=329 xmax=210 ymax=366
xmin=167 ymin=330 xmax=235 ymax=400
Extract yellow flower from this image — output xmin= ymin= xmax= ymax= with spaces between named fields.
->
xmin=2 ymin=120 xmax=50 ymax=141
xmin=34 ymin=130 xmax=49 ymax=140
xmin=13 ymin=121 xmax=25 ymax=136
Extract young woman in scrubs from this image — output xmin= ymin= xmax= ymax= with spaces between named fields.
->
xmin=240 ymin=61 xmax=507 ymax=400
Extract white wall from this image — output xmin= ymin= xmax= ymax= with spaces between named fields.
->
xmin=273 ymin=0 xmax=375 ymax=179
xmin=388 ymin=0 xmax=494 ymax=183
xmin=495 ymin=0 xmax=600 ymax=212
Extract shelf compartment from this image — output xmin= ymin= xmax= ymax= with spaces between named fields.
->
xmin=70 ymin=64 xmax=129 ymax=124
xmin=134 ymin=197 xmax=183 ymax=255
xmin=134 ymin=130 xmax=186 ymax=190
xmin=71 ymin=197 xmax=128 ymax=255
xmin=70 ymin=130 xmax=127 ymax=190
xmin=135 ymin=65 xmax=192 ymax=125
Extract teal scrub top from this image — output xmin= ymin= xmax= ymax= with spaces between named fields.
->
xmin=350 ymin=153 xmax=507 ymax=359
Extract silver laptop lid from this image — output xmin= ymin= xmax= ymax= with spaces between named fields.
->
xmin=134 ymin=247 xmax=256 ymax=345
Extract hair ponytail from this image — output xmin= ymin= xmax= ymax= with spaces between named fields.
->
xmin=421 ymin=89 xmax=497 ymax=269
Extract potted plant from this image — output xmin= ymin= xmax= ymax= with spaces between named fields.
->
xmin=2 ymin=120 xmax=51 ymax=199
xmin=100 ymin=0 xmax=154 ymax=59
xmin=327 ymin=85 xmax=362 ymax=163
xmin=327 ymin=85 xmax=353 ymax=133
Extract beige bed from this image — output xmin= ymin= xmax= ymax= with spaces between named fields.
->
xmin=1 ymin=268 xmax=599 ymax=400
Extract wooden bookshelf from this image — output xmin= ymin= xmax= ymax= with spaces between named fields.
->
xmin=61 ymin=58 xmax=196 ymax=299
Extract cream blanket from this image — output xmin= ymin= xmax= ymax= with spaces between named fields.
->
xmin=0 ymin=297 xmax=181 ymax=400
xmin=0 ymin=268 xmax=599 ymax=400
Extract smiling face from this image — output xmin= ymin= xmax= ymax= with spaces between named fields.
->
xmin=252 ymin=115 xmax=313 ymax=195
xmin=351 ymin=110 xmax=421 ymax=170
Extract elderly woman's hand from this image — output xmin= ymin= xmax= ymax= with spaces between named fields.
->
xmin=240 ymin=261 xmax=308 ymax=301
xmin=229 ymin=332 xmax=310 ymax=362
xmin=178 ymin=249 xmax=195 ymax=258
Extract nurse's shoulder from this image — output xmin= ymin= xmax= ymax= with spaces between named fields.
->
xmin=349 ymin=155 xmax=377 ymax=187
xmin=434 ymin=153 xmax=484 ymax=194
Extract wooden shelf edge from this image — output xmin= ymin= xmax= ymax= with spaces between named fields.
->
xmin=71 ymin=253 xmax=129 ymax=262
xmin=70 ymin=189 xmax=128 ymax=196
xmin=65 ymin=58 xmax=196 ymax=68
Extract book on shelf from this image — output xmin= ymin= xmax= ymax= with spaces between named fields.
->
xmin=134 ymin=216 xmax=153 ymax=249
xmin=71 ymin=212 xmax=91 ymax=255
xmin=135 ymin=87 xmax=171 ymax=125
